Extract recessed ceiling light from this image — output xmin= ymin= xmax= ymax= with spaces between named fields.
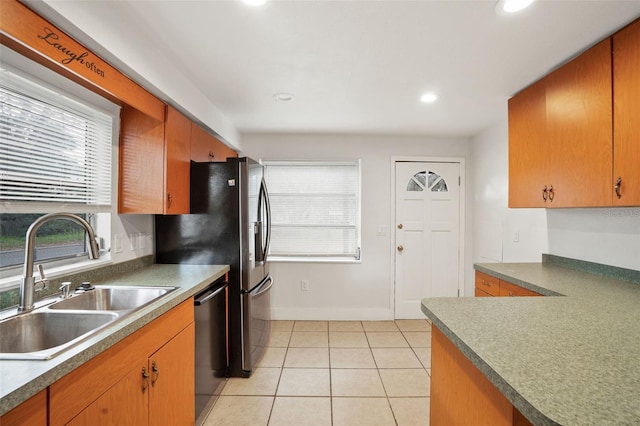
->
xmin=420 ymin=93 xmax=438 ymax=103
xmin=273 ymin=93 xmax=295 ymax=102
xmin=495 ymin=0 xmax=535 ymax=15
xmin=242 ymin=0 xmax=267 ymax=7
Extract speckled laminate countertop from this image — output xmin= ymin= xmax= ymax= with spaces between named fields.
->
xmin=0 ymin=263 xmax=229 ymax=416
xmin=421 ymin=262 xmax=640 ymax=425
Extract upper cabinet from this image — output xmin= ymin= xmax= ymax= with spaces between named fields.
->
xmin=191 ymin=122 xmax=238 ymax=163
xmin=509 ymin=19 xmax=639 ymax=208
xmin=119 ymin=106 xmax=191 ymax=214
xmin=612 ymin=19 xmax=640 ymax=206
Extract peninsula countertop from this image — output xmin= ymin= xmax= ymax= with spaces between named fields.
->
xmin=0 ymin=263 xmax=229 ymax=416
xmin=421 ymin=261 xmax=640 ymax=425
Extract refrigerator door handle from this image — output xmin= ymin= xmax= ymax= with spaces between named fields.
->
xmin=261 ymin=177 xmax=272 ymax=262
xmin=255 ymin=177 xmax=272 ymax=265
xmin=244 ymin=275 xmax=273 ymax=296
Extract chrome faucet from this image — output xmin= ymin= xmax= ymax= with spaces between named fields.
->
xmin=19 ymin=213 xmax=100 ymax=312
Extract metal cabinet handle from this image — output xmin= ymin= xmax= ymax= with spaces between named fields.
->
xmin=548 ymin=185 xmax=554 ymax=202
xmin=397 ymin=245 xmax=404 ymax=252
xmin=151 ymin=361 xmax=159 ymax=386
xmin=167 ymin=193 xmax=173 ymax=209
xmin=542 ymin=185 xmax=548 ymax=202
xmin=142 ymin=367 xmax=150 ymax=392
xmin=614 ymin=177 xmax=622 ymax=199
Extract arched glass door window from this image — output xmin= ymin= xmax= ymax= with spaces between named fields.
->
xmin=406 ymin=171 xmax=448 ymax=192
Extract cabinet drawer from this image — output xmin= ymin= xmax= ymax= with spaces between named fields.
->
xmin=474 ymin=287 xmax=493 ymax=297
xmin=499 ymin=280 xmax=541 ymax=297
xmin=475 ymin=271 xmax=500 ymax=296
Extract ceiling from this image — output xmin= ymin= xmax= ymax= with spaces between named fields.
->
xmin=26 ymin=1 xmax=640 ymax=139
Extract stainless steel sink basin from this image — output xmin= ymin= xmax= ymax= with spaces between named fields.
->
xmin=0 ymin=311 xmax=118 ymax=360
xmin=48 ymin=286 xmax=176 ymax=311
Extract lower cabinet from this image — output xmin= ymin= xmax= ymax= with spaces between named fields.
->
xmin=431 ymin=325 xmax=532 ymax=426
xmin=0 ymin=390 xmax=47 ymax=426
xmin=475 ymin=271 xmax=541 ymax=298
xmin=49 ymin=299 xmax=195 ymax=426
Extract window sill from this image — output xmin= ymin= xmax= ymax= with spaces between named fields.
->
xmin=268 ymin=256 xmax=362 ymax=264
xmin=0 ymin=255 xmax=113 ymax=291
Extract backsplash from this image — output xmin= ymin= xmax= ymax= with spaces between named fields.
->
xmin=543 ymin=254 xmax=640 ymax=285
xmin=0 ymin=255 xmax=154 ymax=311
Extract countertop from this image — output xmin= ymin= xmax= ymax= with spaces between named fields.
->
xmin=0 ymin=263 xmax=229 ymax=416
xmin=421 ymin=262 xmax=640 ymax=425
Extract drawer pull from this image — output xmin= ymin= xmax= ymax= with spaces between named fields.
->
xmin=142 ymin=367 xmax=150 ymax=392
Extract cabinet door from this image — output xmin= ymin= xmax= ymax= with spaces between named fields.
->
xmin=0 ymin=389 xmax=47 ymax=426
xmin=508 ymin=79 xmax=548 ymax=208
xmin=149 ymin=323 xmax=195 ymax=426
xmin=475 ymin=271 xmax=500 ymax=296
xmin=191 ymin=122 xmax=238 ymax=163
xmin=164 ymin=106 xmax=191 ymax=214
xmin=119 ymin=106 xmax=165 ymax=214
xmin=67 ymin=363 xmax=148 ymax=426
xmin=545 ymin=39 xmax=613 ymax=207
xmin=613 ymin=19 xmax=640 ymax=206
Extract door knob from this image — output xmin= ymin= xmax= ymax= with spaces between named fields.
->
xmin=397 ymin=224 xmax=403 ymax=229
xmin=397 ymin=245 xmax=404 ymax=252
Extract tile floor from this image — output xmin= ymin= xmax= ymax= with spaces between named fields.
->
xmin=202 ymin=319 xmax=432 ymax=426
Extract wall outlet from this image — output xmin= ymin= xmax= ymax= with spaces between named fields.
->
xmin=128 ymin=234 xmax=137 ymax=250
xmin=300 ymin=280 xmax=310 ymax=291
xmin=138 ymin=233 xmax=146 ymax=249
xmin=114 ymin=234 xmax=123 ymax=253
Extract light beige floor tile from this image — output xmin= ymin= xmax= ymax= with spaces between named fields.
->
xmin=293 ymin=320 xmax=328 ymax=331
xmin=269 ymin=397 xmax=331 ymax=426
xmin=329 ymin=321 xmax=364 ymax=332
xmin=389 ymin=397 xmax=430 ymax=426
xmin=372 ymin=348 xmax=422 ymax=369
xmin=289 ymin=331 xmax=328 ymax=348
xmin=331 ymin=369 xmax=386 ymax=397
xmin=277 ymin=368 xmax=330 ymax=396
xmin=395 ymin=319 xmax=431 ymax=332
xmin=366 ymin=331 xmax=409 ymax=348
xmin=284 ymin=347 xmax=329 ymax=368
xmin=256 ymin=347 xmax=287 ymax=368
xmin=413 ymin=347 xmax=432 ymax=370
xmin=271 ymin=320 xmax=294 ymax=332
xmin=267 ymin=331 xmax=292 ymax=347
xmin=330 ymin=348 xmax=377 ymax=369
xmin=203 ymin=396 xmax=273 ymax=426
xmin=362 ymin=320 xmax=400 ymax=332
xmin=403 ymin=332 xmax=431 ymax=348
xmin=332 ymin=397 xmax=396 ymax=426
xmin=221 ymin=368 xmax=281 ymax=396
xmin=329 ymin=331 xmax=369 ymax=348
xmin=379 ymin=369 xmax=430 ymax=397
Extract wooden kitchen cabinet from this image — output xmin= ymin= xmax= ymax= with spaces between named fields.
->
xmin=191 ymin=122 xmax=237 ymax=163
xmin=119 ymin=105 xmax=191 ymax=214
xmin=475 ymin=271 xmax=541 ymax=298
xmin=509 ymin=39 xmax=612 ymax=208
xmin=612 ymin=19 xmax=640 ymax=206
xmin=49 ymin=299 xmax=195 ymax=426
xmin=0 ymin=389 xmax=47 ymax=426
xmin=431 ymin=325 xmax=532 ymax=426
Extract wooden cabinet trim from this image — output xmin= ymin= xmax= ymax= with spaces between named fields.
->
xmin=49 ymin=299 xmax=194 ymax=426
xmin=0 ymin=0 xmax=165 ymax=121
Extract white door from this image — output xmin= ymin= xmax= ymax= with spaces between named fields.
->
xmin=395 ymin=161 xmax=461 ymax=319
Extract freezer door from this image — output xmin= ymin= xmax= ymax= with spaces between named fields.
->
xmin=241 ymin=275 xmax=273 ymax=372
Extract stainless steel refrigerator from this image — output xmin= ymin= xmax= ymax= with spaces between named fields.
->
xmin=155 ymin=157 xmax=272 ymax=378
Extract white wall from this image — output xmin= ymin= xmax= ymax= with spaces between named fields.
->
xmin=242 ymin=133 xmax=472 ymax=320
xmin=472 ymin=116 xmax=640 ymax=271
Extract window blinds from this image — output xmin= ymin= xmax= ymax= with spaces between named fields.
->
xmin=0 ymin=67 xmax=112 ymax=212
xmin=264 ymin=160 xmax=361 ymax=259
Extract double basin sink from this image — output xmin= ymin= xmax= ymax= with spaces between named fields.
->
xmin=0 ymin=286 xmax=177 ymax=360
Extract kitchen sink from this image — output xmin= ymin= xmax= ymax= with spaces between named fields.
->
xmin=0 ymin=311 xmax=118 ymax=360
xmin=0 ymin=285 xmax=177 ymax=360
xmin=48 ymin=286 xmax=177 ymax=311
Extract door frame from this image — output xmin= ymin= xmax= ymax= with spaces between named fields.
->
xmin=390 ymin=156 xmax=466 ymax=318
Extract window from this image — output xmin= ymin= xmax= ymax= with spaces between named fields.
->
xmin=264 ymin=160 xmax=361 ymax=261
xmin=0 ymin=50 xmax=117 ymax=275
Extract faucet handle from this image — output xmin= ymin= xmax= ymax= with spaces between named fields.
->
xmin=35 ymin=264 xmax=49 ymax=291
xmin=59 ymin=282 xmax=72 ymax=299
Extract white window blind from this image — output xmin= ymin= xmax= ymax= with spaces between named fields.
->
xmin=0 ymin=66 xmax=113 ymax=212
xmin=264 ymin=160 xmax=361 ymax=260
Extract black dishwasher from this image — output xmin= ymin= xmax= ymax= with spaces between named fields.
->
xmin=194 ymin=279 xmax=228 ymax=423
